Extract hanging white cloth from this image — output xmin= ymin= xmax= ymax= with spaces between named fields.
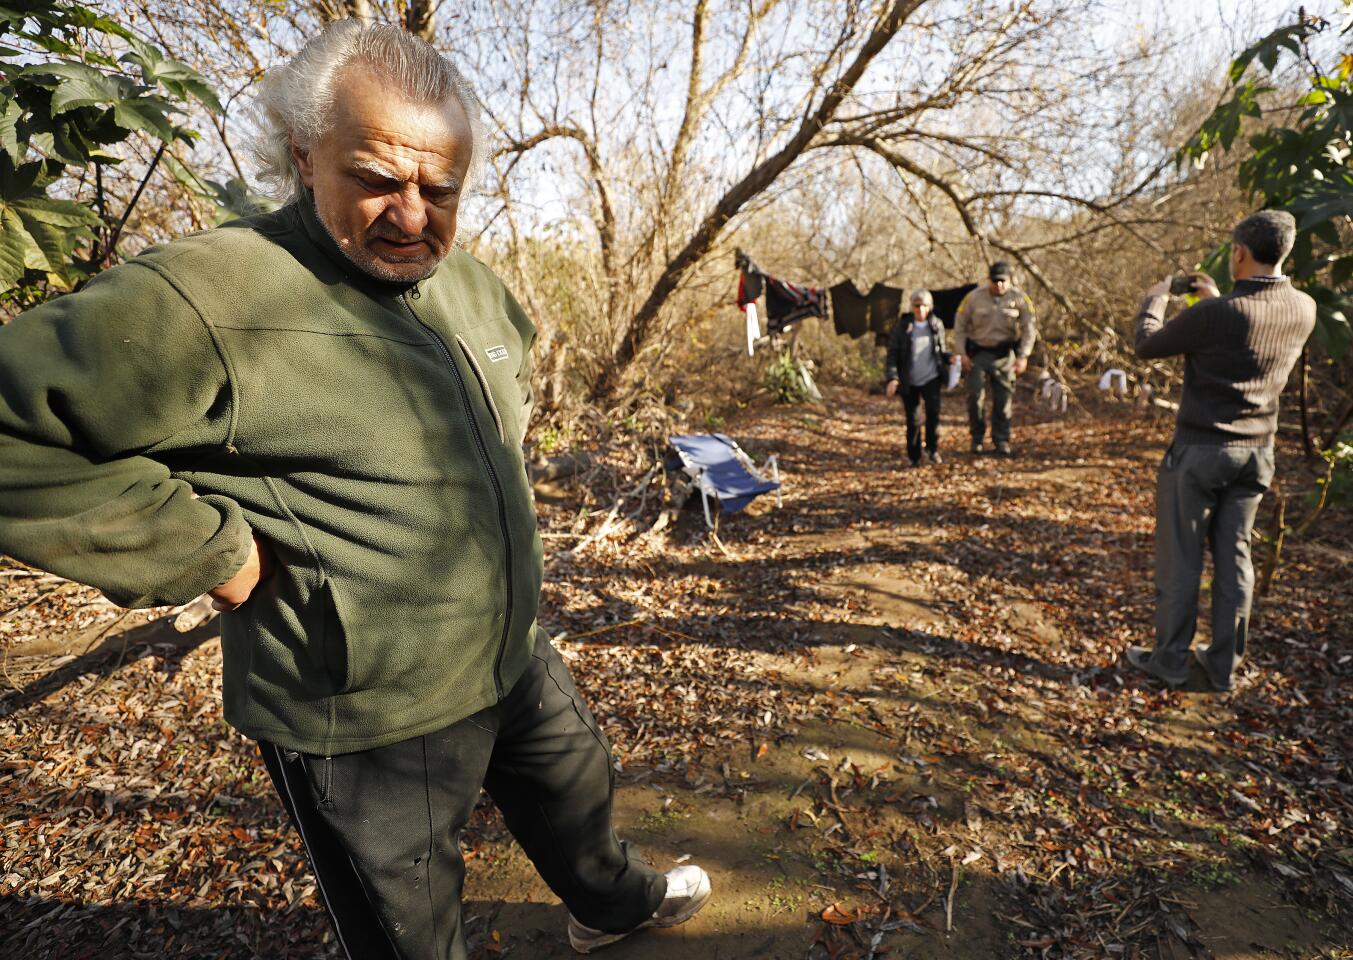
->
xmin=745 ymin=302 xmax=759 ymax=357
xmin=1039 ymin=374 xmax=1069 ymax=412
xmin=945 ymin=354 xmax=962 ymax=390
xmin=1098 ymin=368 xmax=1128 ymax=394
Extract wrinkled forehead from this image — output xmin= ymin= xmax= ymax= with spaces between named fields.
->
xmin=323 ymin=65 xmax=473 ymax=183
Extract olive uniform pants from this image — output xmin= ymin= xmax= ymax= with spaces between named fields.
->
xmin=965 ymin=349 xmax=1015 ymax=446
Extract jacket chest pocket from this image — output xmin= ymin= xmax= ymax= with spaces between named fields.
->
xmin=455 ymin=335 xmax=506 ymax=444
xmin=454 ymin=321 xmax=525 ymax=444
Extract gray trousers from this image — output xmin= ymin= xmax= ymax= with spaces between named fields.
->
xmin=1150 ymin=443 xmax=1275 ymax=688
xmin=966 ymin=350 xmax=1015 ymax=445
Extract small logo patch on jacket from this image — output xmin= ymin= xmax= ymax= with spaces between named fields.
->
xmin=485 ymin=345 xmax=510 ymax=363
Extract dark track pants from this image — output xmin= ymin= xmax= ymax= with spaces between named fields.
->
xmin=901 ymin=376 xmax=941 ymax=463
xmin=259 ymin=629 xmax=666 ymax=960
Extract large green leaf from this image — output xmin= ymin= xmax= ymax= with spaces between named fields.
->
xmin=1200 ymin=242 xmax=1233 ymax=293
xmin=121 ymin=36 xmax=222 ymax=113
xmin=111 ymin=98 xmax=175 ymax=140
xmin=0 ymin=96 xmax=20 ymax=159
xmin=20 ymin=212 xmax=87 ymax=277
xmin=12 ymin=194 xmax=101 ymax=230
xmin=207 ymin=176 xmax=276 ymax=223
xmin=0 ymin=156 xmax=43 ymax=199
xmin=0 ymin=203 xmax=46 ymax=289
xmin=1228 ymin=22 xmax=1318 ymax=83
xmin=1313 ymin=295 xmax=1352 ymax=359
xmin=0 ymin=193 xmax=98 ymax=292
xmin=25 ymin=61 xmax=130 ymax=114
xmin=163 ymin=153 xmax=275 ymax=224
xmin=1331 ymin=254 xmax=1353 ymax=289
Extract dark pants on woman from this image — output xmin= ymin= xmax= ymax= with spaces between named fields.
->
xmin=901 ymin=376 xmax=942 ymax=464
xmin=258 ymin=628 xmax=665 ymax=960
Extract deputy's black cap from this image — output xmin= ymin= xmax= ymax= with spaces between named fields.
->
xmin=989 ymin=261 xmax=1012 ymax=280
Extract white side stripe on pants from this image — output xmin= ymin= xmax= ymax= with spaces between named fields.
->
xmin=269 ymin=743 xmax=355 ymax=960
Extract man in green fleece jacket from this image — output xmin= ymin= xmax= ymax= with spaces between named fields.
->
xmin=0 ymin=21 xmax=709 ymax=959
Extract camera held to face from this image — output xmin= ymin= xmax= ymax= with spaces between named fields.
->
xmin=1169 ymin=274 xmax=1200 ymax=296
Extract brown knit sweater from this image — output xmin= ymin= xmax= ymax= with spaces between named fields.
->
xmin=1134 ymin=277 xmax=1316 ymax=446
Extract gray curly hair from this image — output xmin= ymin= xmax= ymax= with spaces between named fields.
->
xmin=250 ymin=19 xmax=487 ymax=203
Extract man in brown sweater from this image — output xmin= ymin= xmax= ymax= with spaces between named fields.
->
xmin=1125 ymin=210 xmax=1315 ymax=692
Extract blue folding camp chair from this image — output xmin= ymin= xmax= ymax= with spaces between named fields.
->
xmin=667 ymin=434 xmax=782 ymax=528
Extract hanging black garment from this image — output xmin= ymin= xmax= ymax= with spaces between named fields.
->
xmin=764 ymin=276 xmax=825 ymax=333
xmin=735 ymin=249 xmax=765 ymax=309
xmin=930 ymin=283 xmax=978 ymax=330
xmin=829 ymin=281 xmax=870 ymax=339
xmin=867 ymin=283 xmax=905 ymax=346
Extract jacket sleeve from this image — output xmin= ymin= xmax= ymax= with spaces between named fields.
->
xmin=883 ymin=318 xmax=906 ymax=382
xmin=934 ymin=319 xmax=950 ymax=363
xmin=1016 ymin=293 xmax=1038 ymax=358
xmin=503 ymin=287 xmax=536 ymax=445
xmin=0 ymin=260 xmax=251 ymax=608
xmin=953 ymin=292 xmax=972 ymax=352
xmin=1134 ymin=294 xmax=1208 ymax=359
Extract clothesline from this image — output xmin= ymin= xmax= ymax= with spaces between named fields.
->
xmin=734 ymin=250 xmax=976 ymax=351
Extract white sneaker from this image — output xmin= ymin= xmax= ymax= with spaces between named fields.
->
xmin=567 ymin=865 xmax=712 ymax=954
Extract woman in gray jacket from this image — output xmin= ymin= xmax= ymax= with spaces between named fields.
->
xmin=885 ymin=289 xmax=950 ymax=467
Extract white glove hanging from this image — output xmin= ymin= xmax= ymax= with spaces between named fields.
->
xmin=945 ymin=354 xmax=962 ymax=390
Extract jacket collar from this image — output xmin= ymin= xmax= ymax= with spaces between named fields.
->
xmin=1232 ymin=276 xmax=1290 ymax=295
xmin=292 ymin=189 xmax=422 ymax=296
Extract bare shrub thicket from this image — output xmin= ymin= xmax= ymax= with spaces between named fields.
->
xmin=95 ymin=1 xmax=1297 ymax=440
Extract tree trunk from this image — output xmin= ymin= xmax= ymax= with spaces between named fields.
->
xmin=402 ymin=0 xmax=437 ymax=40
xmin=587 ymin=0 xmax=925 ymax=404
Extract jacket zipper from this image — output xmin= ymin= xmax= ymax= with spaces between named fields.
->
xmin=399 ymin=285 xmax=513 ymax=699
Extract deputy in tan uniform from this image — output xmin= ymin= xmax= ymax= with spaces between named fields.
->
xmin=953 ymin=261 xmax=1037 ymax=455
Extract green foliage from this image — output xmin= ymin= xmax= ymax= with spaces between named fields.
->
xmin=0 ymin=0 xmax=222 ymax=297
xmin=1180 ymin=9 xmax=1353 ymax=359
xmin=765 ymin=350 xmax=812 ymax=404
xmin=1317 ymin=435 xmax=1353 ymax=509
xmin=163 ymin=154 xmax=275 ymax=225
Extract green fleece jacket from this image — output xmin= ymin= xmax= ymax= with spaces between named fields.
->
xmin=0 ymin=194 xmax=544 ymax=754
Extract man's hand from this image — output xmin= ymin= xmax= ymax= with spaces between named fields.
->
xmin=1014 ymin=356 xmax=1028 ymax=376
xmin=885 ymin=379 xmax=899 ymax=398
xmin=960 ymin=355 xmax=973 ymax=375
xmin=208 ymin=536 xmax=272 ymax=612
xmin=1190 ymin=273 xmax=1221 ymax=300
xmin=1145 ymin=277 xmax=1172 ymax=299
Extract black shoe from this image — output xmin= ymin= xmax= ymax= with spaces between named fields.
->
xmin=970 ymin=441 xmax=984 ymax=454
xmin=909 ymin=459 xmax=923 ymax=468
xmin=927 ymin=451 xmax=942 ymax=465
xmin=994 ymin=442 xmax=1012 ymax=457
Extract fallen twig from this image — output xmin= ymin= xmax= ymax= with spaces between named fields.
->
xmin=552 ymin=618 xmax=647 ymax=644
xmin=945 ymin=858 xmax=959 ymax=932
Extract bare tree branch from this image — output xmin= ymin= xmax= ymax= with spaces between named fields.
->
xmin=589 ymin=0 xmax=926 ymax=403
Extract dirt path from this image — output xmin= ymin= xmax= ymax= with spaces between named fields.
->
xmin=1 ymin=386 xmax=1350 ymax=959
